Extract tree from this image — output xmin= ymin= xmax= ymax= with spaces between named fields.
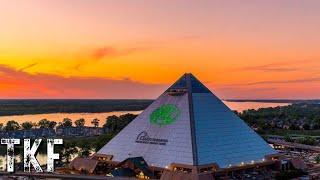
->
xmin=61 ymin=141 xmax=78 ymax=163
xmin=38 ymin=119 xmax=57 ymax=129
xmin=78 ymin=144 xmax=91 ymax=158
xmin=303 ymin=123 xmax=310 ymax=130
xmin=298 ymin=136 xmax=316 ymax=146
xmin=313 ymin=124 xmax=320 ymax=130
xmin=118 ymin=113 xmax=137 ymax=130
xmin=103 ymin=115 xmax=120 ymax=132
xmin=38 ymin=119 xmax=50 ymax=128
xmin=5 ymin=120 xmax=20 ymax=131
xmin=75 ymin=118 xmax=85 ymax=127
xmin=289 ymin=124 xmax=299 ymax=130
xmin=62 ymin=118 xmax=72 ymax=127
xmin=103 ymin=114 xmax=137 ymax=133
xmin=21 ymin=121 xmax=33 ymax=130
xmin=0 ymin=123 xmax=3 ymax=131
xmin=313 ymin=117 xmax=320 ymax=128
xmin=48 ymin=121 xmax=57 ymax=129
xmin=284 ymin=134 xmax=293 ymax=142
xmin=61 ymin=147 xmax=78 ymax=163
xmin=316 ymin=155 xmax=320 ymax=164
xmin=91 ymin=118 xmax=100 ymax=128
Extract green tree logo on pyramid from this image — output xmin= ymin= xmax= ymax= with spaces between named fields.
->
xmin=150 ymin=104 xmax=180 ymax=126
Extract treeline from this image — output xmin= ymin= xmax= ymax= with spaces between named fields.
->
xmin=239 ymin=103 xmax=320 ymax=131
xmin=0 ymin=99 xmax=153 ymax=116
xmin=0 ymin=118 xmax=95 ymax=131
xmin=284 ymin=135 xmax=317 ymax=146
xmin=0 ymin=113 xmax=138 ymax=132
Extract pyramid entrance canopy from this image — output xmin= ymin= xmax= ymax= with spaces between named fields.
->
xmin=98 ymin=73 xmax=277 ymax=169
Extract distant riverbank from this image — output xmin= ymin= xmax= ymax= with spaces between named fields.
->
xmin=0 ymin=99 xmax=152 ymax=116
xmin=0 ymin=99 xmax=295 ymax=117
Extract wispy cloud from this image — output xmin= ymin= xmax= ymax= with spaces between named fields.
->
xmin=236 ymin=59 xmax=320 ymax=73
xmin=18 ymin=62 xmax=39 ymax=71
xmin=237 ymin=62 xmax=299 ymax=72
xmin=241 ymin=65 xmax=298 ymax=72
xmin=72 ymin=46 xmax=145 ymax=71
xmin=217 ymin=77 xmax=320 ymax=87
xmin=92 ymin=46 xmax=140 ymax=60
xmin=245 ymin=77 xmax=320 ymax=85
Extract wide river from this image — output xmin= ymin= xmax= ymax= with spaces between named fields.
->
xmin=0 ymin=101 xmax=290 ymax=126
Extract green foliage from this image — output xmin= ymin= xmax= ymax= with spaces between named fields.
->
xmin=91 ymin=118 xmax=100 ymax=127
xmin=239 ymin=103 xmax=320 ymax=131
xmin=103 ymin=113 xmax=137 ymax=133
xmin=284 ymin=134 xmax=293 ymax=142
xmin=38 ymin=119 xmax=57 ymax=129
xmin=60 ymin=118 xmax=72 ymax=127
xmin=75 ymin=118 xmax=85 ymax=127
xmin=104 ymin=115 xmax=120 ymax=131
xmin=48 ymin=121 xmax=57 ymax=129
xmin=289 ymin=124 xmax=299 ymax=130
xmin=303 ymin=123 xmax=310 ymax=130
xmin=5 ymin=120 xmax=20 ymax=131
xmin=297 ymin=136 xmax=316 ymax=145
xmin=60 ymin=141 xmax=78 ymax=163
xmin=315 ymin=155 xmax=320 ymax=163
xmin=78 ymin=143 xmax=91 ymax=158
xmin=21 ymin=121 xmax=33 ymax=130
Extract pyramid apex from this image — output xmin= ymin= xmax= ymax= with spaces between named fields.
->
xmin=166 ymin=73 xmax=211 ymax=93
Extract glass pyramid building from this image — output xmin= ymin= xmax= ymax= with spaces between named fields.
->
xmin=98 ymin=73 xmax=277 ymax=169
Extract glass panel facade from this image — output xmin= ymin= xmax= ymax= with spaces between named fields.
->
xmin=192 ymin=93 xmax=276 ymax=167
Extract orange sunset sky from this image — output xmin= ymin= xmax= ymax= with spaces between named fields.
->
xmin=0 ymin=0 xmax=320 ymax=99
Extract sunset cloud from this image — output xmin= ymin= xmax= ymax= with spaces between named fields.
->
xmin=245 ymin=77 xmax=320 ymax=85
xmin=217 ymin=77 xmax=320 ymax=86
xmin=92 ymin=47 xmax=139 ymax=60
xmin=237 ymin=62 xmax=299 ymax=72
xmin=0 ymin=65 xmax=165 ymax=99
xmin=237 ymin=60 xmax=320 ymax=73
xmin=241 ymin=65 xmax=298 ymax=72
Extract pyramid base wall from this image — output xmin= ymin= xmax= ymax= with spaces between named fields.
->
xmin=160 ymin=170 xmax=215 ymax=180
xmin=91 ymin=153 xmax=282 ymax=179
xmin=159 ymin=159 xmax=281 ymax=180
